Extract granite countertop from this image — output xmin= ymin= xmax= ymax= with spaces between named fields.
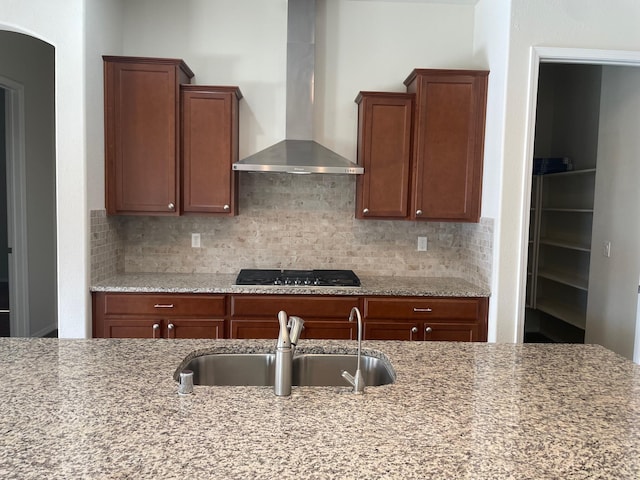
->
xmin=1 ymin=338 xmax=639 ymax=479
xmin=90 ymin=272 xmax=490 ymax=297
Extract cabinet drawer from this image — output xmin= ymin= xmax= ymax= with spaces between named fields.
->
xmin=230 ymin=295 xmax=359 ymax=319
xmin=364 ymin=297 xmax=483 ymax=320
xmin=100 ymin=293 xmax=226 ymax=316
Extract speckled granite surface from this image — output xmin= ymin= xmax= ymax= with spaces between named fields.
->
xmin=1 ymin=338 xmax=638 ymax=479
xmin=90 ymin=273 xmax=490 ymax=297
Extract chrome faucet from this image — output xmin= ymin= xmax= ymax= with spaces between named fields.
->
xmin=341 ymin=306 xmax=365 ymax=394
xmin=274 ymin=310 xmax=304 ymax=396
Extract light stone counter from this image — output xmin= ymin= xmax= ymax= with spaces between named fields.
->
xmin=91 ymin=273 xmax=490 ymax=297
xmin=1 ymin=338 xmax=639 ymax=479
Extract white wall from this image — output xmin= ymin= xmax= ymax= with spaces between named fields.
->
xmin=86 ymin=0 xmax=124 ymax=211
xmin=472 ymin=0 xmax=511 ymax=341
xmin=121 ymin=0 xmax=475 ymax=162
xmin=0 ymin=0 xmax=126 ymax=338
xmin=493 ymin=0 xmax=640 ymax=342
xmin=0 ymin=0 xmax=86 ymax=337
xmin=316 ymin=0 xmax=474 ymax=159
xmin=586 ymin=66 xmax=640 ymax=361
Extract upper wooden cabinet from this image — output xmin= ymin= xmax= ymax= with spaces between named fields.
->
xmin=355 ymin=70 xmax=488 ymax=223
xmin=405 ymin=69 xmax=488 ymax=222
xmin=354 ymin=92 xmax=414 ymax=219
xmin=103 ymin=56 xmax=194 ymax=215
xmin=181 ymin=85 xmax=242 ymax=215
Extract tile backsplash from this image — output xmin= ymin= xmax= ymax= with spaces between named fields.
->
xmin=91 ymin=174 xmax=493 ymax=288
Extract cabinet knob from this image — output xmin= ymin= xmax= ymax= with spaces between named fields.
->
xmin=425 ymin=326 xmax=433 ymax=333
xmin=223 ymin=204 xmax=230 ymax=211
xmin=168 ymin=202 xmax=176 ymax=211
xmin=152 ymin=323 xmax=160 ymax=339
xmin=363 ymin=208 xmax=369 ymax=215
xmin=168 ymin=323 xmax=175 ymax=330
xmin=410 ymin=326 xmax=418 ymax=341
xmin=416 ymin=209 xmax=423 ymax=216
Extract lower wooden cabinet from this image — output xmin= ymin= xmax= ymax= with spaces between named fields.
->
xmin=229 ymin=295 xmax=360 ymax=340
xmin=92 ymin=293 xmax=225 ymax=339
xmin=363 ymin=296 xmax=488 ymax=342
xmin=92 ymin=292 xmax=488 ymax=342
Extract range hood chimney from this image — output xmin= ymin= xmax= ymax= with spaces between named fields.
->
xmin=232 ymin=0 xmax=363 ymax=175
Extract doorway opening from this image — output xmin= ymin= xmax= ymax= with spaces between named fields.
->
xmin=1 ymin=30 xmax=57 ymax=337
xmin=520 ymin=48 xmax=640 ymax=362
xmin=0 ymin=88 xmax=7 ymax=335
xmin=523 ymin=62 xmax=601 ymax=344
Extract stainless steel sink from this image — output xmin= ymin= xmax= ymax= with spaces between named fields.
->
xmin=180 ymin=352 xmax=394 ymax=387
xmin=184 ymin=353 xmax=276 ymax=386
xmin=292 ymin=354 xmax=394 ymax=387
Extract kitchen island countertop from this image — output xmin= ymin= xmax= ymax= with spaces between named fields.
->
xmin=90 ymin=272 xmax=490 ymax=297
xmin=1 ymin=338 xmax=639 ymax=479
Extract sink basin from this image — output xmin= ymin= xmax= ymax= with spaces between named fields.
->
xmin=180 ymin=352 xmax=395 ymax=387
xmin=292 ymin=354 xmax=394 ymax=387
xmin=184 ymin=353 xmax=276 ymax=386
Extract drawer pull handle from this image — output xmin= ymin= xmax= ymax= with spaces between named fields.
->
xmin=154 ymin=304 xmax=174 ymax=309
xmin=413 ymin=307 xmax=433 ymax=313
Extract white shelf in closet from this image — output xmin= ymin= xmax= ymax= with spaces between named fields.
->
xmin=537 ymin=268 xmax=589 ymax=291
xmin=526 ymin=168 xmax=596 ymax=331
xmin=538 ymin=237 xmax=591 ymax=252
xmin=536 ymin=297 xmax=587 ymax=330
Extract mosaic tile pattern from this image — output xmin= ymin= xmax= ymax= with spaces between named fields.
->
xmin=89 ymin=210 xmax=123 ymax=283
xmin=91 ymin=174 xmax=494 ymax=288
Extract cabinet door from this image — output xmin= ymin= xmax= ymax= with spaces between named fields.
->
xmin=229 ymin=320 xmax=279 ymax=339
xmin=104 ymin=57 xmax=193 ymax=215
xmin=301 ymin=321 xmax=355 ymax=340
xmin=102 ymin=317 xmax=162 ymax=339
xmin=166 ymin=319 xmax=224 ymax=339
xmin=405 ymin=69 xmax=488 ymax=222
xmin=363 ymin=321 xmax=421 ymax=341
xmin=355 ymin=92 xmax=413 ymax=219
xmin=423 ymin=322 xmax=479 ymax=342
xmin=181 ymin=86 xmax=241 ymax=215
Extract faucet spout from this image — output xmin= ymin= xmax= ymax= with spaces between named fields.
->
xmin=341 ymin=306 xmax=365 ymax=394
xmin=288 ymin=315 xmax=305 ymax=348
xmin=276 ymin=310 xmax=291 ymax=349
xmin=274 ymin=311 xmax=304 ymax=396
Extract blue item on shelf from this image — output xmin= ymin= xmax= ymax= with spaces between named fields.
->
xmin=533 ymin=156 xmax=573 ymax=175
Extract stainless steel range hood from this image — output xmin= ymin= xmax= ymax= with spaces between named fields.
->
xmin=232 ymin=0 xmax=363 ymax=175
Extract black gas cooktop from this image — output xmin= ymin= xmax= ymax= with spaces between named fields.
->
xmin=235 ymin=269 xmax=361 ymax=287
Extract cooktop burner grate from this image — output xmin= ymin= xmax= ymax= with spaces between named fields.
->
xmin=235 ymin=269 xmax=361 ymax=287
